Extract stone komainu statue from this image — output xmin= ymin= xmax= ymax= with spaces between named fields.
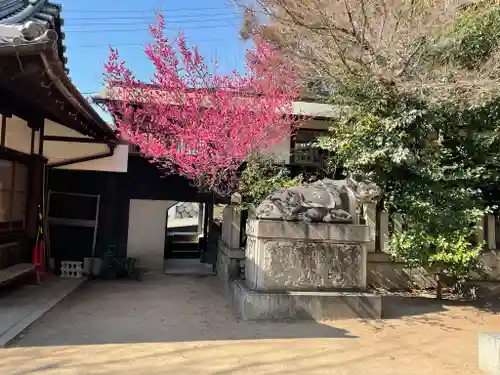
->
xmin=255 ymin=176 xmax=381 ymax=223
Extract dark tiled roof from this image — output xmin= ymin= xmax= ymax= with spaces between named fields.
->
xmin=0 ymin=0 xmax=67 ymax=72
xmin=0 ymin=1 xmax=116 ymax=140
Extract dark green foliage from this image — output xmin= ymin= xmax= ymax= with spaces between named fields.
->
xmin=241 ymin=0 xmax=500 ymax=293
xmin=317 ymin=74 xmax=500 ymax=290
xmin=237 ymin=155 xmax=304 ymax=210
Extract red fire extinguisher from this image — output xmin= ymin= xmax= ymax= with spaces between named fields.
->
xmin=32 ymin=205 xmax=47 ymax=277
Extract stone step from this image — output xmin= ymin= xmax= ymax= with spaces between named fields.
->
xmin=231 ymin=280 xmax=382 ymax=321
xmin=167 ymin=232 xmax=200 ymax=243
xmin=164 ymin=259 xmax=213 ymax=276
xmin=170 ymin=242 xmax=199 ymax=250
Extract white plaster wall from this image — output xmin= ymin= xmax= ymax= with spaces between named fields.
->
xmin=127 ymin=199 xmax=177 ymax=271
xmin=291 ymin=101 xmax=342 ymax=118
xmin=3 ymin=117 xmax=128 ymax=172
xmin=43 ymin=120 xmax=128 ymax=172
xmin=266 ymin=134 xmax=291 ymax=163
xmin=302 ymin=119 xmax=332 ymax=130
xmin=4 ymin=116 xmax=32 ymax=155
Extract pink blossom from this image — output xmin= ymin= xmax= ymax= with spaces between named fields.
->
xmin=104 ymin=12 xmax=300 ymax=195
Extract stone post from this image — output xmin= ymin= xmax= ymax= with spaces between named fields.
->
xmin=477 ymin=216 xmax=485 ymax=249
xmin=487 ymin=215 xmax=496 ymax=250
xmin=363 ymin=203 xmax=377 ymax=253
xmin=392 ymin=213 xmax=403 ymax=233
xmin=378 ymin=210 xmax=389 ymax=253
xmin=217 ymin=204 xmax=245 ymax=287
xmin=479 ymin=333 xmax=500 ymax=375
xmin=348 ymin=194 xmax=359 ymax=224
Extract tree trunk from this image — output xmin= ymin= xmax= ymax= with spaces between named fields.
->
xmin=435 ymin=273 xmax=442 ymax=300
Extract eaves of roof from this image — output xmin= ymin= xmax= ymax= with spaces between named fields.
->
xmin=0 ymin=29 xmax=116 ymax=140
xmin=94 ymin=86 xmax=346 ymax=120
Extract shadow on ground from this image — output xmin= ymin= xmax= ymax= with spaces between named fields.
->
xmin=0 ymin=333 xmax=453 ymax=375
xmin=382 ymin=295 xmax=451 ymax=319
xmin=10 ymin=274 xmax=357 ymax=347
xmin=382 ymin=291 xmax=500 ymax=318
xmin=350 ymin=292 xmax=500 ymax=335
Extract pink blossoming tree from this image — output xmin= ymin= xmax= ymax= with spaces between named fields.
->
xmin=103 ymin=13 xmax=300 ymax=195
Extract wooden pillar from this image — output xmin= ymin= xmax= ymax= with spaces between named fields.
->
xmin=23 ymin=154 xmax=47 ymax=266
xmin=30 ymin=127 xmax=35 ymax=154
xmin=26 ymin=156 xmax=45 ymax=237
xmin=118 ymin=173 xmax=131 ymax=255
xmin=202 ymin=201 xmax=210 ymax=255
xmin=38 ymin=119 xmax=45 ymax=156
xmin=0 ymin=113 xmax=8 ymax=146
xmin=198 ymin=202 xmax=204 ymax=235
xmin=27 ymin=117 xmax=42 ymax=155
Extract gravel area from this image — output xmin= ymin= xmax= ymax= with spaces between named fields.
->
xmin=0 ymin=272 xmax=499 ymax=375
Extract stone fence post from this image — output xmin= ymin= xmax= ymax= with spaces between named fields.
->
xmin=378 ymin=210 xmax=389 ymax=253
xmin=486 ymin=215 xmax=496 ymax=250
xmin=363 ymin=203 xmax=377 ymax=253
xmin=217 ymin=202 xmax=245 ymax=287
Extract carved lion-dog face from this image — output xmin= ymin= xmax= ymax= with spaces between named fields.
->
xmin=347 ymin=174 xmax=381 ymax=203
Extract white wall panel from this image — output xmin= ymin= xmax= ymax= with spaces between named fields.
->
xmin=127 ymin=199 xmax=177 ymax=271
xmin=43 ymin=120 xmax=128 ymax=172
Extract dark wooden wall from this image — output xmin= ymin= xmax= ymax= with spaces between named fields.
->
xmin=47 ymin=156 xmax=204 ymax=261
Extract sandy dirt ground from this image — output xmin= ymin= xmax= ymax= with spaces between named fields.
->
xmin=0 ymin=272 xmax=499 ymax=375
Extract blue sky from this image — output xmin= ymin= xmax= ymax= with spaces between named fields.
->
xmin=61 ymin=0 xmax=250 ymax=121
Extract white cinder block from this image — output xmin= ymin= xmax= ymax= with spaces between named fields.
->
xmin=60 ymin=261 xmax=83 ymax=278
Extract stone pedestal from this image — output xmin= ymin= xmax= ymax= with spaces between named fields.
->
xmin=479 ymin=333 xmax=500 ymax=375
xmin=231 ymin=219 xmax=382 ymax=320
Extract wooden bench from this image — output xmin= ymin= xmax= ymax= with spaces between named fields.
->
xmin=0 ymin=263 xmax=39 ymax=287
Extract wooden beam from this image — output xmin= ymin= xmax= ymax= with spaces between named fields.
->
xmin=0 ymin=114 xmax=6 ymax=147
xmin=0 ymin=85 xmax=89 ymax=137
xmin=0 ymin=90 xmax=43 ymax=123
xmin=42 ymin=135 xmax=110 ymax=144
xmin=28 ymin=117 xmax=43 ymax=155
xmin=30 ymin=127 xmax=35 ymax=154
xmin=27 ymin=117 xmax=44 ymax=131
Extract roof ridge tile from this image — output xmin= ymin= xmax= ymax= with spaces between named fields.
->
xmin=0 ymin=0 xmax=68 ymax=68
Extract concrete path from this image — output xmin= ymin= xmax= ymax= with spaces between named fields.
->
xmin=0 ymin=276 xmax=83 ymax=347
xmin=0 ymin=272 xmax=499 ymax=375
